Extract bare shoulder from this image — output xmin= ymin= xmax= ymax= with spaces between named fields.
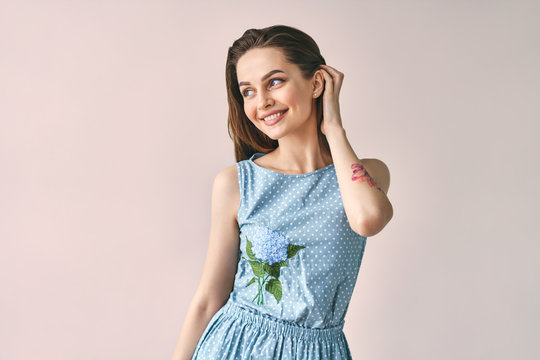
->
xmin=359 ymin=158 xmax=391 ymax=195
xmin=212 ymin=164 xmax=240 ymax=221
xmin=193 ymin=164 xmax=241 ymax=311
xmin=213 ymin=164 xmax=239 ymax=190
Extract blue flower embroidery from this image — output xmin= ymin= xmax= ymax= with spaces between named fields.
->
xmin=242 ymin=225 xmax=305 ymax=305
xmin=251 ymin=226 xmax=289 ymax=265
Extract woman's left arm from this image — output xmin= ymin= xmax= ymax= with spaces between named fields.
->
xmin=319 ymin=65 xmax=393 ymax=237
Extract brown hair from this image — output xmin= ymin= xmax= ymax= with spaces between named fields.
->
xmin=225 ymin=25 xmax=329 ymax=162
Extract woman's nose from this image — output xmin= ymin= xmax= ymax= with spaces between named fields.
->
xmin=257 ymin=90 xmax=273 ymax=109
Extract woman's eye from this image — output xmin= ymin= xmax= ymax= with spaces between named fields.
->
xmin=270 ymin=78 xmax=284 ymax=86
xmin=242 ymin=79 xmax=283 ymax=97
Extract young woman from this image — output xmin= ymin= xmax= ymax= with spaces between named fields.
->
xmin=171 ymin=24 xmax=393 ymax=360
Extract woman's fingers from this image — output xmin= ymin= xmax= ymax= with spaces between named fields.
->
xmin=319 ymin=65 xmax=344 ymax=95
xmin=320 ymin=64 xmax=344 ymax=79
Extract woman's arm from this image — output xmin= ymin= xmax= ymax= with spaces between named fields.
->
xmin=318 ymin=64 xmax=393 ymax=237
xmin=326 ymin=126 xmax=393 ymax=237
xmin=170 ymin=165 xmax=240 ymax=360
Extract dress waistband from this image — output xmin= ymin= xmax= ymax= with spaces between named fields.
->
xmin=220 ymin=300 xmax=345 ymax=343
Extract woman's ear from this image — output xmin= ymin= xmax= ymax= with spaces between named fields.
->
xmin=312 ymin=70 xmax=325 ymax=97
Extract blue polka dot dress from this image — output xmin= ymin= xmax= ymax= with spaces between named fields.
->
xmin=191 ymin=152 xmax=367 ymax=360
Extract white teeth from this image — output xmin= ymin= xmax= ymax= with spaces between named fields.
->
xmin=263 ymin=112 xmax=283 ymax=121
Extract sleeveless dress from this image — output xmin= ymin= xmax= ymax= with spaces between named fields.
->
xmin=191 ymin=152 xmax=368 ymax=360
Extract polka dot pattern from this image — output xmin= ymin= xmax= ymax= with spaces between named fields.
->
xmin=192 ymin=152 xmax=367 ymax=359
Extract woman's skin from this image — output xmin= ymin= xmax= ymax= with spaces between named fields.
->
xmin=238 ymin=47 xmax=393 ymax=234
xmin=171 ymin=47 xmax=393 ymax=360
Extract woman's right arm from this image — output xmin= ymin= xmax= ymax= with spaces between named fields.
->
xmin=170 ymin=165 xmax=240 ymax=360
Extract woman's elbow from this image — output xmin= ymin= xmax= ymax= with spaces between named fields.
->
xmin=354 ymin=208 xmax=393 ymax=237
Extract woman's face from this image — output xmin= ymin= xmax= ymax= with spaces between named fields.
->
xmin=236 ymin=47 xmax=319 ymax=140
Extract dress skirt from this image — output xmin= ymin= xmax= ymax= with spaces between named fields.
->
xmin=191 ymin=299 xmax=353 ymax=360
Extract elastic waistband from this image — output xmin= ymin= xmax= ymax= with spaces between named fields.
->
xmin=220 ymin=300 xmax=345 ymax=343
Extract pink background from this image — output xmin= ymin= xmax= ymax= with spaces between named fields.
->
xmin=1 ymin=1 xmax=538 ymax=359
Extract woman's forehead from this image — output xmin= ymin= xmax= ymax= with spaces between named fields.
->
xmin=236 ymin=48 xmax=292 ymax=80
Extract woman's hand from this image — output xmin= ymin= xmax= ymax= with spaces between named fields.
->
xmin=318 ymin=64 xmax=345 ymax=136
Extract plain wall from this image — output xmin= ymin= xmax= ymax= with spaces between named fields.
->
xmin=1 ymin=0 xmax=539 ymax=359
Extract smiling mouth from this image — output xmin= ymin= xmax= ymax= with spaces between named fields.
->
xmin=262 ymin=109 xmax=288 ymax=121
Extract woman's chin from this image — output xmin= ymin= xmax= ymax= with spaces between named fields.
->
xmin=265 ymin=132 xmax=281 ymax=141
xmin=258 ymin=126 xmax=282 ymax=140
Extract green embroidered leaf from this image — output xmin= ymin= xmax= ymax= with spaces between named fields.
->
xmin=247 ymin=260 xmax=264 ymax=277
xmin=245 ymin=239 xmax=257 ymax=260
xmin=245 ymin=277 xmax=256 ymax=287
xmin=265 ymin=278 xmax=282 ymax=303
xmin=287 ymin=244 xmax=305 ymax=259
xmin=278 ymin=260 xmax=288 ymax=267
xmin=262 ymin=262 xmax=270 ymax=274
xmin=263 ymin=262 xmax=281 ymax=278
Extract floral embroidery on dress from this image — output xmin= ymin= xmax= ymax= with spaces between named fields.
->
xmin=242 ymin=225 xmax=305 ymax=305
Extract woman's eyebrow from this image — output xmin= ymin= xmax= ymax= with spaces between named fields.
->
xmin=238 ymin=69 xmax=285 ymax=87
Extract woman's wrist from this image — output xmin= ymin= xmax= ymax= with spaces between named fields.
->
xmin=324 ymin=124 xmax=346 ymax=141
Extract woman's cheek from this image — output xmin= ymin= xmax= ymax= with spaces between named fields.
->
xmin=243 ymin=104 xmax=253 ymax=121
xmin=246 ymin=106 xmax=258 ymax=124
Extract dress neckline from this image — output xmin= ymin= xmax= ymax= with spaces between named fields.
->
xmin=248 ymin=152 xmax=334 ymax=177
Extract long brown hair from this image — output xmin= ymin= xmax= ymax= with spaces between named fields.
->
xmin=225 ymin=25 xmax=329 ymax=162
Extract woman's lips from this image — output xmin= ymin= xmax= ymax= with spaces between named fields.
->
xmin=263 ymin=109 xmax=288 ymax=126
